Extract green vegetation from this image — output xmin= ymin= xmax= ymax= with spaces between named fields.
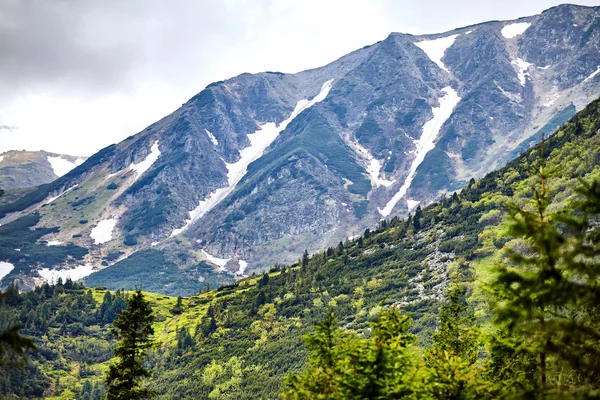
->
xmin=240 ymin=108 xmax=372 ymax=199
xmin=0 ymin=212 xmax=88 ymax=277
xmin=510 ymin=103 xmax=577 ymax=159
xmin=281 ymin=284 xmax=486 ymax=399
xmin=355 ymin=113 xmax=386 ymax=156
xmin=84 ymin=250 xmax=228 ymax=296
xmin=0 ymin=98 xmax=599 ymax=398
xmin=121 ymin=196 xmax=176 ymax=243
xmin=0 ymin=144 xmax=117 ymax=219
xmin=282 ymin=146 xmax=600 ymax=398
xmin=106 ymin=289 xmax=156 ymax=399
xmin=0 ymin=290 xmax=36 ymax=367
xmin=0 ymin=281 xmax=184 ymax=399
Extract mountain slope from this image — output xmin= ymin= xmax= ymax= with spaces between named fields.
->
xmin=0 ymin=4 xmax=599 ymax=293
xmin=0 ymin=150 xmax=86 ymax=190
xmin=2 ymin=93 xmax=600 ymax=399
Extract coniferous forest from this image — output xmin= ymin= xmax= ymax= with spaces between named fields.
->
xmin=1 ymin=98 xmax=600 ymax=398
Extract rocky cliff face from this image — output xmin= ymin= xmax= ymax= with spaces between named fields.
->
xmin=1 ymin=4 xmax=599 ymax=293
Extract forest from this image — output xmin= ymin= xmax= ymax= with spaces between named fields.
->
xmin=0 ymin=97 xmax=599 ymax=399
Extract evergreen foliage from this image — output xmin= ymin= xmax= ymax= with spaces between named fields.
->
xmin=282 ymin=308 xmax=419 ymax=399
xmin=105 ymin=289 xmax=156 ymax=400
xmin=488 ymin=149 xmax=600 ymax=397
xmin=0 ymin=97 xmax=599 ymax=399
xmin=0 ymin=290 xmax=36 ymax=366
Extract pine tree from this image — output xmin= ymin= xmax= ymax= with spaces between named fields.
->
xmin=282 ymin=312 xmax=342 ymax=399
xmin=176 ymin=327 xmax=195 ymax=351
xmin=489 ymin=148 xmax=600 ymax=395
xmin=413 ymin=206 xmax=423 ymax=231
xmin=282 ymin=307 xmax=420 ymax=399
xmin=105 ymin=288 xmax=156 ymax=399
xmin=0 ymin=324 xmax=36 ymax=365
xmin=432 ymin=285 xmax=479 ymax=363
xmin=199 ymin=317 xmax=217 ymax=338
xmin=301 ymin=250 xmax=310 ymax=272
xmin=258 ymin=273 xmax=270 ymax=288
xmin=424 ymin=284 xmax=484 ymax=399
xmin=171 ymin=296 xmax=184 ymax=315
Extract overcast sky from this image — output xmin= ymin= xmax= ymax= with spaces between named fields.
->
xmin=0 ymin=0 xmax=598 ymax=156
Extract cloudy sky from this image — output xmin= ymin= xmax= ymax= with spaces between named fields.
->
xmin=0 ymin=0 xmax=597 ymax=156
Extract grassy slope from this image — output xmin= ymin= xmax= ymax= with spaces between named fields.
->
xmin=2 ymin=97 xmax=600 ymax=399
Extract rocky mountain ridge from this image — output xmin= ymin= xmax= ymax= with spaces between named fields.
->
xmin=0 ymin=150 xmax=86 ymax=190
xmin=0 ymin=3 xmax=599 ymax=293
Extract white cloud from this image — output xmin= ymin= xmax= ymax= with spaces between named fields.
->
xmin=0 ymin=0 xmax=597 ymax=156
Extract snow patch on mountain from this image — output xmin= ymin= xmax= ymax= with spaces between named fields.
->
xmin=38 ymin=264 xmax=95 ymax=283
xmin=47 ymin=156 xmax=84 ymax=177
xmin=349 ymin=141 xmax=394 ymax=187
xmin=206 ymin=129 xmax=219 ymax=146
xmin=583 ymin=66 xmax=600 ymax=83
xmin=170 ymin=79 xmax=334 ymax=236
xmin=202 ymin=250 xmax=230 ymax=272
xmin=46 ymin=184 xmax=78 ymax=204
xmin=47 ymin=240 xmax=62 ymax=246
xmin=415 ymin=34 xmax=458 ymax=72
xmin=512 ymin=58 xmax=533 ymax=86
xmin=236 ymin=259 xmax=248 ymax=276
xmin=379 ymin=87 xmax=461 ymax=217
xmin=501 ymin=22 xmax=531 ymax=39
xmin=0 ymin=156 xmax=4 ymax=164
xmin=0 ymin=261 xmax=14 ymax=281
xmin=130 ymin=141 xmax=160 ymax=179
xmin=90 ymin=218 xmax=118 ymax=245
xmin=406 ymin=199 xmax=420 ymax=211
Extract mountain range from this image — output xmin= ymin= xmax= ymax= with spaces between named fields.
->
xmin=3 ymin=89 xmax=600 ymax=399
xmin=0 ymin=3 xmax=599 ymax=294
xmin=0 ymin=150 xmax=86 ymax=190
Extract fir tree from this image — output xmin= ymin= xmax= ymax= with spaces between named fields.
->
xmin=424 ymin=284 xmax=484 ymax=399
xmin=489 ymin=146 xmax=600 ymax=396
xmin=176 ymin=327 xmax=195 ymax=351
xmin=105 ymin=288 xmax=156 ymax=399
xmin=413 ymin=206 xmax=423 ymax=231
xmin=282 ymin=307 xmax=419 ymax=399
xmin=258 ymin=273 xmax=270 ymax=288
xmin=432 ymin=285 xmax=479 ymax=363
xmin=282 ymin=312 xmax=342 ymax=399
xmin=301 ymin=250 xmax=309 ymax=272
xmin=0 ymin=325 xmax=36 ymax=365
xmin=170 ymin=296 xmax=184 ymax=315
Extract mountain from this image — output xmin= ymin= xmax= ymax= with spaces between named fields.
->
xmin=0 ymin=150 xmax=86 ymax=190
xmin=2 ymin=94 xmax=600 ymax=399
xmin=0 ymin=4 xmax=599 ymax=293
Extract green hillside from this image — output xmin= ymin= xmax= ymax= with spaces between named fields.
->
xmin=1 ymin=97 xmax=600 ymax=399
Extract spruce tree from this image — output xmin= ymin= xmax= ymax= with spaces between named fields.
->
xmin=282 ymin=308 xmax=419 ymax=399
xmin=301 ymin=250 xmax=309 ymax=272
xmin=105 ymin=288 xmax=156 ymax=399
xmin=0 ymin=292 xmax=36 ymax=366
xmin=413 ymin=206 xmax=423 ymax=231
xmin=489 ymin=147 xmax=600 ymax=395
xmin=282 ymin=312 xmax=342 ymax=398
xmin=432 ymin=285 xmax=479 ymax=363
xmin=424 ymin=284 xmax=484 ymax=399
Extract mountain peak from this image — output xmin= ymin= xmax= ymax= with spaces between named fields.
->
xmin=1 ymin=6 xmax=599 ymax=293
